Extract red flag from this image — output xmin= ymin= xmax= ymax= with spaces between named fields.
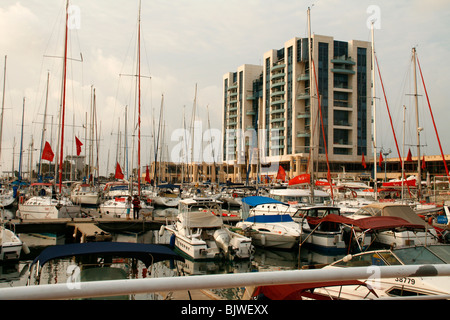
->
xmin=75 ymin=136 xmax=83 ymax=156
xmin=406 ymin=149 xmax=412 ymax=162
xmin=145 ymin=165 xmax=151 ymax=183
xmin=42 ymin=141 xmax=54 ymax=162
xmin=421 ymin=155 xmax=426 ymax=170
xmin=361 ymin=152 xmax=367 ymax=169
xmin=115 ymin=162 xmax=124 ymax=180
xmin=276 ymin=165 xmax=286 ymax=181
xmin=288 ymin=173 xmax=310 ymax=186
xmin=379 ymin=151 xmax=383 ymax=167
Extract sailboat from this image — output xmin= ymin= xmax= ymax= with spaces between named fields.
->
xmin=17 ymin=0 xmax=80 ymax=220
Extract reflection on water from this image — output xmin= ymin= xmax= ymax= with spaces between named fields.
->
xmin=0 ymin=207 xmax=347 ymax=300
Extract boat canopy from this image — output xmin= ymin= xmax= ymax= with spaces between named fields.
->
xmin=251 ymin=279 xmax=378 ymax=300
xmin=30 ymin=242 xmax=184 ymax=269
xmin=242 ymin=196 xmax=287 ymax=207
xmin=183 ymin=211 xmax=224 ymax=228
xmin=157 ymin=184 xmax=180 ymax=189
xmin=317 ymin=214 xmax=427 ymax=231
xmin=355 ymin=203 xmax=429 ymax=227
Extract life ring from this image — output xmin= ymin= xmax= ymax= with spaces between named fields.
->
xmin=232 ymin=193 xmax=238 ymax=198
xmin=351 ymin=190 xmax=357 ymax=198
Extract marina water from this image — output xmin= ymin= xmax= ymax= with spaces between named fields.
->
xmin=0 ymin=207 xmax=346 ymax=300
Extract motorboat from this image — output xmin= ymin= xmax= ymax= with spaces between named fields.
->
xmin=70 ymin=182 xmax=100 ymax=206
xmin=99 ymin=182 xmax=153 ymax=219
xmin=313 ymin=244 xmax=450 ymax=299
xmin=292 ymin=206 xmax=360 ymax=254
xmin=0 ymin=226 xmax=28 ymax=261
xmin=17 ymin=183 xmax=81 ymax=219
xmin=150 ymin=184 xmax=181 ymax=208
xmin=163 ymin=197 xmax=254 ymax=260
xmin=219 ymin=186 xmax=258 ymax=208
xmin=349 ymin=203 xmax=440 ymax=248
xmin=269 ymin=188 xmax=332 ymax=208
xmin=27 ymin=242 xmax=184 ymax=299
xmin=0 ymin=187 xmax=16 ymax=208
xmin=235 ymin=196 xmax=301 ymax=249
xmin=247 ymin=244 xmax=450 ymax=300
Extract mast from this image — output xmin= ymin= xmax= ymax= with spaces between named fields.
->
xmin=58 ymin=0 xmax=69 ymax=193
xmin=0 ymin=56 xmax=6 ymax=171
xmin=307 ymin=7 xmax=315 ymax=203
xmin=18 ymin=98 xmax=25 ymax=182
xmin=412 ymin=47 xmax=422 ymax=198
xmin=371 ymin=22 xmax=378 ymax=200
xmin=137 ymin=0 xmax=142 ymax=196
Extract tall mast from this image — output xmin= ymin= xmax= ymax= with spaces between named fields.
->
xmin=58 ymin=0 xmax=69 ymax=193
xmin=412 ymin=47 xmax=422 ymax=198
xmin=371 ymin=22 xmax=378 ymax=200
xmin=0 ymin=55 xmax=6 ymax=171
xmin=137 ymin=0 xmax=142 ymax=195
xmin=307 ymin=7 xmax=315 ymax=203
xmin=18 ymin=98 xmax=25 ymax=182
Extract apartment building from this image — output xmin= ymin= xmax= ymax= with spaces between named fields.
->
xmin=222 ymin=35 xmax=372 ymax=182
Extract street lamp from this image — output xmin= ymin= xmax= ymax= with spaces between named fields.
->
xmin=382 ymin=148 xmax=392 ymax=182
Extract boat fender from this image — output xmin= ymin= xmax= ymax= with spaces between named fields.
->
xmin=159 ymin=225 xmax=165 ymax=237
xmin=261 ymin=234 xmax=266 ymax=246
xmin=22 ymin=242 xmax=30 ymax=255
xmin=19 ymin=196 xmax=24 ymax=204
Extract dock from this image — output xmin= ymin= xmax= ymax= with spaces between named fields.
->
xmin=3 ymin=214 xmax=241 ymax=236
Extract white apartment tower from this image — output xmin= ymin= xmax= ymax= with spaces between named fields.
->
xmin=222 ymin=35 xmax=372 ymax=182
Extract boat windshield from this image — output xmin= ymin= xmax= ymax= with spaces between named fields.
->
xmin=354 ymin=206 xmax=381 ymax=217
xmin=332 ymin=251 xmax=402 ymax=267
xmin=393 ymin=245 xmax=449 ymax=265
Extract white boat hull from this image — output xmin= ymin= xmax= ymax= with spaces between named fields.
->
xmin=99 ymin=199 xmax=153 ymax=219
xmin=166 ymin=226 xmax=219 ymax=260
xmin=71 ymin=193 xmax=99 ymax=206
xmin=1 ymin=228 xmax=23 ymax=261
xmin=18 ymin=197 xmax=81 ymax=219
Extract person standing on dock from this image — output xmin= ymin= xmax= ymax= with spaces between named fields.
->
xmin=132 ymin=195 xmax=141 ymax=220
xmin=126 ymin=196 xmax=132 ymax=220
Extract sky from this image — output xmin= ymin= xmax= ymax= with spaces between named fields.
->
xmin=0 ymin=0 xmax=449 ymax=178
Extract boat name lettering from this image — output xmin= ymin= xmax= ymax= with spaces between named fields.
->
xmin=394 ymin=277 xmax=416 ymax=285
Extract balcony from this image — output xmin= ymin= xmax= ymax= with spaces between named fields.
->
xmin=331 ymin=67 xmax=355 ymax=75
xmin=297 ymin=112 xmax=310 ymax=119
xmin=297 ymin=73 xmax=309 ymax=81
xmin=271 ymin=117 xmax=285 ymax=124
xmin=297 ymin=131 xmax=311 ymax=138
xmin=271 ymin=63 xmax=286 ymax=71
xmin=246 ymin=110 xmax=256 ymax=116
xmin=270 ymin=90 xmax=285 ymax=97
xmin=297 ymin=92 xmax=310 ymax=100
xmin=270 ymin=108 xmax=285 ymax=115
xmin=271 ymin=72 xmax=285 ymax=80
xmin=331 ymin=56 xmax=356 ymax=65
xmin=270 ymin=99 xmax=285 ymax=106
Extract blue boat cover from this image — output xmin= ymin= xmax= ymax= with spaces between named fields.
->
xmin=241 ymin=196 xmax=287 ymax=207
xmin=31 ymin=242 xmax=184 ymax=269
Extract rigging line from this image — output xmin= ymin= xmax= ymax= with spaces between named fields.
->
xmin=375 ymin=54 xmax=412 ymax=197
xmin=416 ymin=55 xmax=450 ymax=182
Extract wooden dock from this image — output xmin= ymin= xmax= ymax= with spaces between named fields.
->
xmin=3 ymin=215 xmax=241 ymax=235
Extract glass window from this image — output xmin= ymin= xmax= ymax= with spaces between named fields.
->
xmin=394 ymin=246 xmax=447 ymax=265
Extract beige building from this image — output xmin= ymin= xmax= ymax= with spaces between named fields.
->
xmin=222 ymin=35 xmax=373 ymax=183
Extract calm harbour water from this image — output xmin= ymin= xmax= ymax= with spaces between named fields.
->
xmin=0 ymin=207 xmax=346 ymax=300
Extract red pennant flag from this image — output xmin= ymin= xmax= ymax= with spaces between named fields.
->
xmin=42 ymin=141 xmax=54 ymax=162
xmin=145 ymin=165 xmax=151 ymax=183
xmin=421 ymin=155 xmax=426 ymax=170
xmin=362 ymin=152 xmax=367 ymax=169
xmin=379 ymin=151 xmax=383 ymax=167
xmin=406 ymin=149 xmax=412 ymax=162
xmin=288 ymin=173 xmax=310 ymax=186
xmin=115 ymin=162 xmax=124 ymax=180
xmin=75 ymin=136 xmax=83 ymax=156
xmin=276 ymin=165 xmax=286 ymax=181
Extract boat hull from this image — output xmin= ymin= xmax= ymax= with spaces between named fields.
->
xmin=18 ymin=196 xmax=81 ymax=219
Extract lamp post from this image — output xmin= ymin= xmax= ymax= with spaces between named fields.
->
xmin=382 ymin=148 xmax=392 ymax=182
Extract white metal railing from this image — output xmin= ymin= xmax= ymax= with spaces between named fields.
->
xmin=0 ymin=264 xmax=449 ymax=300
